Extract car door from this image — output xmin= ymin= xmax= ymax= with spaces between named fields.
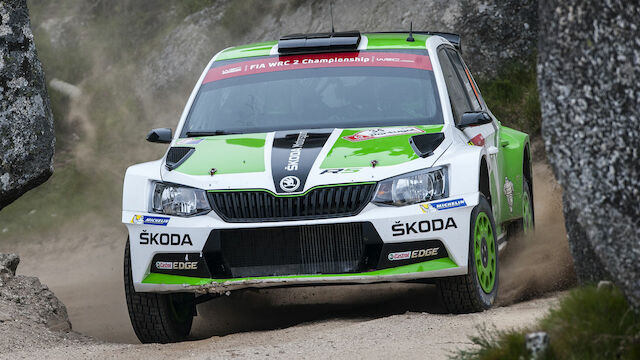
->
xmin=437 ymin=47 xmax=502 ymax=218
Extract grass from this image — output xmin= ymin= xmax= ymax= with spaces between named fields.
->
xmin=454 ymin=286 xmax=640 ymax=360
xmin=477 ymin=59 xmax=541 ymax=136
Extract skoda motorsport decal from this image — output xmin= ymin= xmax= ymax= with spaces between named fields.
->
xmin=272 ymin=129 xmax=332 ymax=193
xmin=392 ymin=217 xmax=457 ymax=236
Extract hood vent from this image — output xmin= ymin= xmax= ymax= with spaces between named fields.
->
xmin=165 ymin=147 xmax=195 ymax=170
xmin=409 ymin=133 xmax=445 ymax=158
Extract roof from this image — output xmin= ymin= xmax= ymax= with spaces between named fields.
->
xmin=215 ymin=32 xmax=431 ymax=62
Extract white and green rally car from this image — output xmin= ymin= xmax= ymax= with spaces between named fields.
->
xmin=122 ymin=31 xmax=534 ymax=343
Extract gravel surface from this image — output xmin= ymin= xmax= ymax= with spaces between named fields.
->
xmin=1 ymin=294 xmax=560 ymax=360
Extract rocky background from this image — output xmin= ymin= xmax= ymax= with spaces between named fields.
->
xmin=0 ymin=0 xmax=55 ymax=210
xmin=538 ymin=0 xmax=640 ymax=309
xmin=0 ymin=0 xmax=539 ymax=243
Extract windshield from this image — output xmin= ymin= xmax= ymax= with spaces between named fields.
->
xmin=181 ymin=51 xmax=443 ymax=136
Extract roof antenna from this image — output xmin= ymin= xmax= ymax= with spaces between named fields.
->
xmin=406 ymin=21 xmax=415 ymax=42
xmin=330 ymin=1 xmax=335 ymax=33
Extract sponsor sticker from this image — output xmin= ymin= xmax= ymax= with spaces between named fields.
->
xmin=155 ymin=261 xmax=173 ymax=270
xmin=131 ymin=215 xmax=170 ymax=226
xmin=430 ymin=198 xmax=467 ymax=211
xmin=204 ymin=52 xmax=433 ymax=83
xmin=469 ymin=134 xmax=485 ymax=146
xmin=504 ymin=177 xmax=514 ymax=212
xmin=175 ymin=138 xmax=203 ymax=145
xmin=154 ymin=261 xmax=198 ymax=270
xmin=388 ymin=251 xmax=411 ymax=261
xmin=388 ymin=248 xmax=440 ymax=261
xmin=319 ymin=168 xmax=361 ymax=175
xmin=342 ymin=127 xmax=425 ymax=142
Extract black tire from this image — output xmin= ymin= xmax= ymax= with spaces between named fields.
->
xmin=124 ymin=238 xmax=194 ymax=343
xmin=436 ymin=195 xmax=499 ymax=313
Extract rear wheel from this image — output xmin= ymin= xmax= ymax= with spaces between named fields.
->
xmin=124 ymin=239 xmax=194 ymax=343
xmin=436 ymin=195 xmax=498 ymax=313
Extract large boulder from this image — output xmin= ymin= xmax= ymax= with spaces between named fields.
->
xmin=538 ymin=0 xmax=640 ymax=309
xmin=0 ymin=0 xmax=55 ymax=210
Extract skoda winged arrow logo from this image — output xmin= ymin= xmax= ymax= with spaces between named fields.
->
xmin=280 ymin=176 xmax=300 ymax=192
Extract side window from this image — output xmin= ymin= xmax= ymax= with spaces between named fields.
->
xmin=438 ymin=48 xmax=471 ymax=124
xmin=446 ymin=49 xmax=482 ymax=111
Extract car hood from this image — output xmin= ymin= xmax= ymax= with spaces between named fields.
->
xmin=160 ymin=125 xmax=449 ymax=193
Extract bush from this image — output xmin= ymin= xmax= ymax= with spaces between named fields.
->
xmin=455 ymin=286 xmax=640 ymax=360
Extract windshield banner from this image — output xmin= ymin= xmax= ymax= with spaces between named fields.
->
xmin=204 ymin=52 xmax=432 ymax=84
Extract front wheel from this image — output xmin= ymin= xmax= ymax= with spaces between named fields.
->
xmin=124 ymin=239 xmax=195 ymax=343
xmin=436 ymin=195 xmax=499 ymax=313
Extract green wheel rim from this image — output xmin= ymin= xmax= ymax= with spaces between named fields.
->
xmin=474 ymin=212 xmax=496 ymax=293
xmin=522 ymin=190 xmax=534 ymax=233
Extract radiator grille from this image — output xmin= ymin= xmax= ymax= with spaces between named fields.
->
xmin=208 ymin=183 xmax=375 ymax=222
xmin=219 ymin=223 xmax=365 ymax=277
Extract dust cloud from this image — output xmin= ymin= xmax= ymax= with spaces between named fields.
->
xmin=497 ymin=162 xmax=577 ymax=305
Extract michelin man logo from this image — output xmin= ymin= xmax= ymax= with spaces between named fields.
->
xmin=131 ymin=215 xmax=144 ymax=225
xmin=503 ymin=177 xmax=514 ymax=212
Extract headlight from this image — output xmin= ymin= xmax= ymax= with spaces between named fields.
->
xmin=151 ymin=183 xmax=211 ymax=216
xmin=372 ymin=167 xmax=448 ymax=206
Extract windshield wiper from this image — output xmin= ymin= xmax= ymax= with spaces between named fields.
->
xmin=186 ymin=130 xmax=240 ymax=137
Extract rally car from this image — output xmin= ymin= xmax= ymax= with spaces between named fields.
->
xmin=122 ymin=31 xmax=534 ymax=343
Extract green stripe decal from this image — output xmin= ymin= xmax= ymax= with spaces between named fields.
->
xmin=215 ymin=41 xmax=278 ymax=61
xmin=364 ymin=33 xmax=429 ymax=49
xmin=142 ymin=257 xmax=458 ymax=286
xmin=175 ymin=134 xmax=267 ymax=175
xmin=320 ymin=125 xmax=443 ymax=169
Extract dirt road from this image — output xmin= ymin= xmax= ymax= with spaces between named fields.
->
xmin=3 ymin=293 xmax=559 ymax=360
xmin=0 ymin=163 xmax=573 ymax=359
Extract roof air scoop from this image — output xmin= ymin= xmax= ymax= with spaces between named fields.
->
xmin=278 ymin=31 xmax=361 ymax=54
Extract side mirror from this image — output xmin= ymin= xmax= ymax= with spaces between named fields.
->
xmin=457 ymin=112 xmax=492 ymax=129
xmin=146 ymin=128 xmax=172 ymax=143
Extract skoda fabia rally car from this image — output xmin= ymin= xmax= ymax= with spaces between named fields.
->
xmin=123 ymin=31 xmax=534 ymax=343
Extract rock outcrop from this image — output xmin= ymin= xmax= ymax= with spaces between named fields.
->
xmin=538 ymin=0 xmax=640 ymax=309
xmin=0 ymin=0 xmax=55 ymax=210
xmin=0 ymin=253 xmax=71 ymax=332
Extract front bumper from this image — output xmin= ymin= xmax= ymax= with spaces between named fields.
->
xmin=123 ymin=192 xmax=478 ymax=293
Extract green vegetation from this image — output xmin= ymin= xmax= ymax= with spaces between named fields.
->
xmin=455 ymin=286 xmax=640 ymax=360
xmin=477 ymin=59 xmax=541 ymax=136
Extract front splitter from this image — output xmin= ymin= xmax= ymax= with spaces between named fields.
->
xmin=140 ymin=257 xmax=465 ymax=294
